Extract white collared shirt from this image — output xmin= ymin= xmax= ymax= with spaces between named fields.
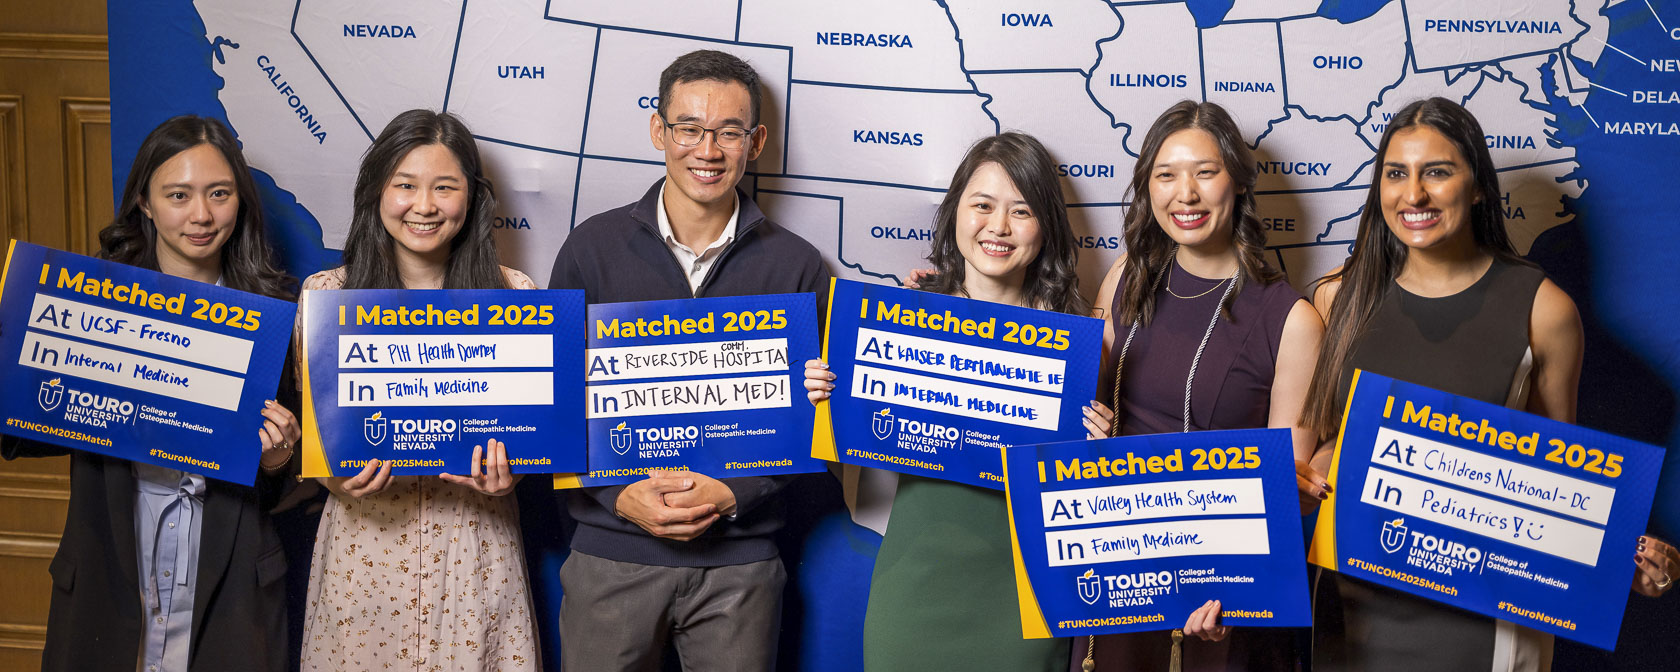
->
xmin=656 ymin=182 xmax=739 ymax=294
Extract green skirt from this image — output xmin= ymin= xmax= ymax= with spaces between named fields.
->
xmin=862 ymin=475 xmax=1069 ymax=671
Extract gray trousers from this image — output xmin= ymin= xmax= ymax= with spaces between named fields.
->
xmin=559 ymin=551 xmax=786 ymax=672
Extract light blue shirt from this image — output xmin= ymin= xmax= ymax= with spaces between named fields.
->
xmin=132 ymin=462 xmax=205 ymax=672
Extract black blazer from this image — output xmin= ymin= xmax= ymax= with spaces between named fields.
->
xmin=2 ymin=376 xmax=300 ymax=672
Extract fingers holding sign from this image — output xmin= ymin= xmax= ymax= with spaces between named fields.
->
xmin=1633 ymin=535 xmax=1679 ymax=598
xmin=1296 ymin=459 xmax=1333 ymax=514
xmin=1183 ymin=600 xmax=1231 ymax=642
xmin=804 ymin=359 xmax=836 ymax=405
xmin=440 ymin=438 xmax=520 ymax=496
xmin=327 ymin=458 xmax=394 ymax=499
xmin=1082 ymin=401 xmax=1115 ymax=440
xmin=258 ymin=400 xmax=301 ymax=473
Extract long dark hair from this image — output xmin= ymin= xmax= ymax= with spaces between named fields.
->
xmin=1301 ymin=97 xmax=1534 ymax=439
xmin=1115 ymin=100 xmax=1281 ymax=326
xmin=922 ymin=132 xmax=1090 ymax=316
xmin=340 ymin=109 xmax=506 ymax=290
xmin=97 ymin=115 xmax=294 ymax=300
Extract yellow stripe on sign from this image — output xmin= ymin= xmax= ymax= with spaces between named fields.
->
xmin=0 ymin=239 xmax=20 ymax=300
xmin=1003 ymin=445 xmax=1054 ymax=638
xmin=1307 ymin=368 xmax=1363 ymax=570
xmin=810 ymin=276 xmax=841 ymax=462
xmin=299 ymin=291 xmax=333 ymax=478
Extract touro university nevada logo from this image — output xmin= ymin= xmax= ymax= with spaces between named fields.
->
xmin=363 ymin=411 xmax=387 ymax=446
xmin=1077 ymin=568 xmax=1102 ymax=606
xmin=610 ymin=421 xmax=633 ymax=456
xmin=37 ymin=378 xmax=63 ymax=412
xmin=1382 ymin=518 xmax=1409 ymax=554
xmin=872 ymin=408 xmax=895 ymax=440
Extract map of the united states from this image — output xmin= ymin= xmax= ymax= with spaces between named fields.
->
xmin=194 ymin=0 xmax=1667 ymax=294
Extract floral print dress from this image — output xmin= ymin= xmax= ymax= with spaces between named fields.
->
xmin=298 ymin=267 xmax=539 ymax=671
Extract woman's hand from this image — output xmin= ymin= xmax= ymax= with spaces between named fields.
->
xmin=440 ymin=438 xmax=520 ymax=496
xmin=258 ymin=399 xmax=301 ymax=473
xmin=804 ymin=359 xmax=836 ymax=405
xmin=1633 ymin=535 xmax=1678 ymax=598
xmin=322 ymin=458 xmax=394 ymax=499
xmin=1183 ymin=599 xmax=1230 ymax=642
xmin=903 ymin=268 xmax=936 ymax=289
xmin=1296 ymin=458 xmax=1332 ymax=514
xmin=1082 ymin=401 xmax=1115 ymax=440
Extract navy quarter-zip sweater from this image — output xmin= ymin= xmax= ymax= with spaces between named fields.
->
xmin=549 ymin=179 xmax=831 ymax=566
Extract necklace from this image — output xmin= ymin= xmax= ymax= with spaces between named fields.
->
xmin=1108 ymin=261 xmax=1240 ymax=435
xmin=1091 ymin=258 xmax=1238 ymax=672
xmin=1165 ymin=265 xmax=1231 ymax=300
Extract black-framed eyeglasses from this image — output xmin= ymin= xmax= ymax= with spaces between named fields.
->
xmin=661 ymin=118 xmax=755 ymax=149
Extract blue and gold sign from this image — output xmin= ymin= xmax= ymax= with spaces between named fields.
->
xmin=0 ymin=241 xmax=295 ymax=484
xmin=556 ymin=293 xmax=822 ymax=487
xmin=814 ymin=279 xmax=1102 ymax=489
xmin=1309 ymin=371 xmax=1665 ymax=650
xmin=299 ymin=287 xmax=586 ymax=476
xmin=1005 ymin=429 xmax=1311 ymax=637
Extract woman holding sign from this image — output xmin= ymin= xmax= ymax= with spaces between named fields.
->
xmin=1302 ymin=97 xmax=1677 ymax=671
xmin=806 ymin=132 xmax=1109 ymax=671
xmin=296 ymin=110 xmax=539 ymax=670
xmin=1077 ymin=100 xmax=1327 ymax=672
xmin=2 ymin=115 xmax=302 ymax=671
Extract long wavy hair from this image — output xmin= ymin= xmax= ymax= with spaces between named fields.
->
xmin=1115 ymin=100 xmax=1281 ymax=327
xmin=921 ymin=132 xmax=1090 ymax=316
xmin=1301 ymin=97 xmax=1535 ymax=440
xmin=339 ymin=109 xmax=506 ymax=290
xmin=97 ymin=115 xmax=294 ymax=300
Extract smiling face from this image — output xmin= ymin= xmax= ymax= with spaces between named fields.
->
xmin=1379 ymin=125 xmax=1480 ymax=252
xmin=139 ymin=143 xmax=239 ymax=276
xmin=1148 ymin=128 xmax=1238 ymax=253
xmin=954 ymin=161 xmax=1043 ymax=289
xmin=650 ymin=78 xmax=765 ymax=215
xmin=379 ymin=143 xmax=469 ymax=267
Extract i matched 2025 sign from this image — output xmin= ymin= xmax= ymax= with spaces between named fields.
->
xmin=299 ymin=288 xmax=585 ymax=476
xmin=0 ymin=241 xmax=295 ymax=483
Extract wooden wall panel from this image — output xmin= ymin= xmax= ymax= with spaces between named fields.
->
xmin=0 ymin=2 xmax=107 ymax=668
xmin=61 ymin=98 xmax=109 ymax=255
xmin=0 ymin=96 xmax=23 ymax=243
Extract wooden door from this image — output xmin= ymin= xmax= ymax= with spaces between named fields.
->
xmin=0 ymin=2 xmax=110 ymax=668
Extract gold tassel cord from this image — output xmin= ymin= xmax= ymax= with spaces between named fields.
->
xmin=1168 ymin=629 xmax=1184 ymax=672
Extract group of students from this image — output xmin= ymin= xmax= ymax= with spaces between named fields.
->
xmin=805 ymin=92 xmax=1680 ymax=671
xmin=2 ymin=48 xmax=1675 ymax=672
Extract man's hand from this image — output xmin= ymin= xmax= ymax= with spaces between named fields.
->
xmin=615 ymin=469 xmax=720 ymax=541
xmin=662 ymin=471 xmax=738 ymax=518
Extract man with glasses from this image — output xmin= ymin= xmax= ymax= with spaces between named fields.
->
xmin=547 ymin=49 xmax=829 ymax=671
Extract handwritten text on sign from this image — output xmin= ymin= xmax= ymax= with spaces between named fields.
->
xmin=814 ymin=279 xmax=1100 ymax=489
xmin=1308 ymin=371 xmax=1665 ymax=650
xmin=1005 ymin=429 xmax=1310 ymax=638
xmin=557 ymin=294 xmax=822 ymax=487
xmin=0 ymin=241 xmax=294 ymax=483
xmin=300 ymin=288 xmax=585 ymax=476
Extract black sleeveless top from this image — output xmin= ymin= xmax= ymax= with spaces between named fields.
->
xmin=1315 ymin=258 xmax=1547 ymax=672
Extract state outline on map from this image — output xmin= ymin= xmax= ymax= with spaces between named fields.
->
xmin=242 ymin=0 xmax=1622 ymax=287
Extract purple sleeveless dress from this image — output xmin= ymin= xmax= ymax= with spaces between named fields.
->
xmin=1076 ymin=260 xmax=1305 ymax=672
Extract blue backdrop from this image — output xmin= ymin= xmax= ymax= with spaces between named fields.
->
xmin=106 ymin=0 xmax=1678 ymax=669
